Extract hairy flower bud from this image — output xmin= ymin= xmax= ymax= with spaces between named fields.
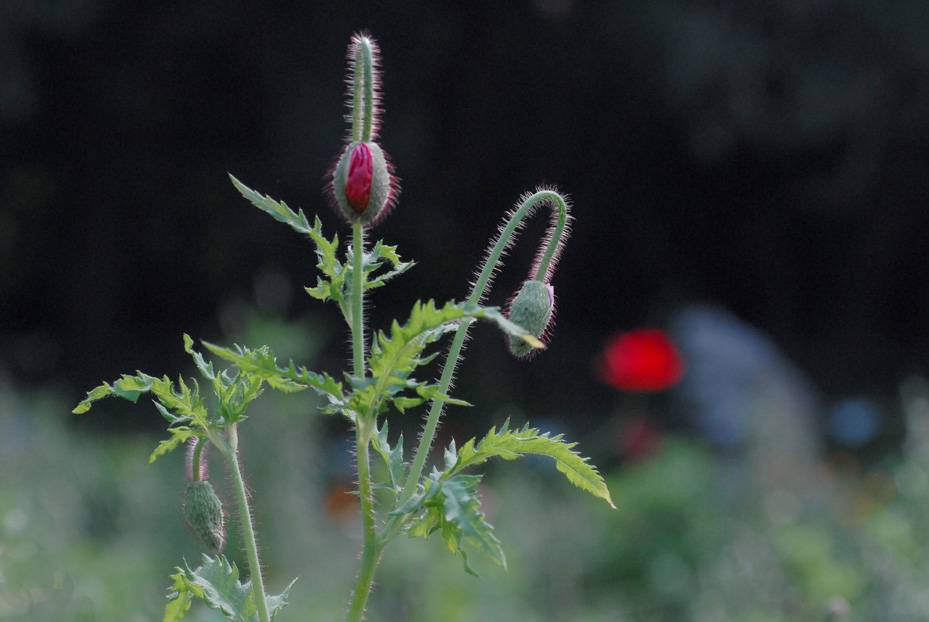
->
xmin=183 ymin=480 xmax=226 ymax=553
xmin=506 ymin=279 xmax=555 ymax=358
xmin=331 ymin=140 xmax=395 ymax=227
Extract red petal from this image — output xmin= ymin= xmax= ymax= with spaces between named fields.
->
xmin=600 ymin=329 xmax=684 ymax=391
xmin=345 ymin=142 xmax=373 ymax=212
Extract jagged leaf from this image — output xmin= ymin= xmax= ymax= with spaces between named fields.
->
xmin=184 ymin=333 xmax=216 ymax=380
xmin=447 ymin=421 xmax=615 ymax=508
xmin=403 ymin=474 xmax=505 ymax=574
xmin=171 ymin=554 xmax=296 ymax=622
xmin=353 ymin=300 xmax=540 ymax=420
xmin=229 ymin=174 xmax=313 ymax=236
xmin=150 ymin=427 xmax=198 ymax=464
xmin=164 ymin=566 xmax=204 ymax=622
xmin=73 ymin=372 xmax=154 ymax=413
xmin=371 ymin=421 xmax=406 ymax=492
xmin=202 ymin=341 xmax=345 ymax=407
xmin=346 ymin=239 xmax=415 ymax=293
xmin=73 ymin=371 xmax=210 ymax=430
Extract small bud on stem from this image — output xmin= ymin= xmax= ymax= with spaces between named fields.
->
xmin=329 ymin=33 xmax=399 ymax=228
xmin=506 ymin=280 xmax=556 ymax=358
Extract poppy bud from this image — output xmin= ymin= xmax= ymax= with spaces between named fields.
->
xmin=183 ymin=480 xmax=226 ymax=553
xmin=506 ymin=279 xmax=555 ymax=358
xmin=331 ymin=140 xmax=395 ymax=227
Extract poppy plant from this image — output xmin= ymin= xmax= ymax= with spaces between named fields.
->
xmin=600 ymin=329 xmax=684 ymax=391
xmin=73 ymin=33 xmax=613 ymax=622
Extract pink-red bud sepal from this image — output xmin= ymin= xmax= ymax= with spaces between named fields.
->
xmin=331 ymin=140 xmax=397 ymax=227
xmin=506 ymin=279 xmax=556 ymax=358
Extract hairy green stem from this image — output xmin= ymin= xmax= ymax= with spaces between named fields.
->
xmin=345 ymin=33 xmax=382 ymax=621
xmin=346 ymin=220 xmax=381 ymax=620
xmin=224 ymin=423 xmax=271 ymax=622
xmin=188 ymin=436 xmax=205 ymax=482
xmin=393 ymin=190 xmax=570 ymax=513
xmin=352 ymin=36 xmax=375 ymax=144
xmin=352 ymin=222 xmax=366 ymax=377
xmin=346 ymin=422 xmax=382 ymax=621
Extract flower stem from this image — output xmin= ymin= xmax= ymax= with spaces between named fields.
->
xmin=224 ymin=423 xmax=271 ymax=622
xmin=346 ymin=219 xmax=381 ymax=621
xmin=351 ymin=222 xmax=366 ymax=377
xmin=393 ymin=190 xmax=570 ymax=512
xmin=346 ymin=421 xmax=381 ymax=621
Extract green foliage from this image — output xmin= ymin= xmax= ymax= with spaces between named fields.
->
xmin=76 ymin=35 xmax=598 ymax=622
xmin=201 ymin=340 xmax=344 ymax=408
xmin=351 ymin=300 xmax=542 ymax=422
xmin=166 ymin=555 xmax=295 ymax=622
xmin=394 ymin=472 xmax=504 ymax=576
xmin=73 ymin=335 xmax=286 ymax=461
xmin=444 ymin=420 xmax=615 ymax=508
xmin=371 ymin=420 xmax=407 ymax=495
xmin=230 ymin=175 xmax=413 ymax=325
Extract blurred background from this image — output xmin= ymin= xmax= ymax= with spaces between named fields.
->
xmin=4 ymin=1 xmax=929 ymax=620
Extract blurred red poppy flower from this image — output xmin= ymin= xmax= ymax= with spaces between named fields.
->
xmin=599 ymin=329 xmax=684 ymax=391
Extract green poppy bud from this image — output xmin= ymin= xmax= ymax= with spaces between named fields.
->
xmin=183 ymin=480 xmax=225 ymax=553
xmin=506 ymin=279 xmax=555 ymax=358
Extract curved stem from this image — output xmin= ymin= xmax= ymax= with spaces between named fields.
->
xmin=224 ymin=424 xmax=271 ymax=622
xmin=393 ymin=190 xmax=570 ymax=512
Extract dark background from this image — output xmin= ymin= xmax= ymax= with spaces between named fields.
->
xmin=3 ymin=1 xmax=929 ymax=431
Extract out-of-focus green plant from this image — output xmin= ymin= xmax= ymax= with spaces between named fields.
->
xmin=72 ymin=33 xmax=612 ymax=621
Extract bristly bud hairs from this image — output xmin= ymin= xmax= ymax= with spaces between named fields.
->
xmin=506 ymin=279 xmax=556 ymax=358
xmin=182 ymin=436 xmax=226 ymax=553
xmin=465 ymin=188 xmax=572 ymax=358
xmin=329 ymin=33 xmax=399 ymax=228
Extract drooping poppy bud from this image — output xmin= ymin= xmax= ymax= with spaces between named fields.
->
xmin=506 ymin=279 xmax=556 ymax=358
xmin=183 ymin=480 xmax=226 ymax=553
xmin=331 ymin=140 xmax=396 ymax=227
xmin=599 ymin=329 xmax=684 ymax=391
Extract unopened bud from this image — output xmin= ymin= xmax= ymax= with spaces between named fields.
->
xmin=331 ymin=140 xmax=395 ymax=227
xmin=506 ymin=279 xmax=555 ymax=358
xmin=183 ymin=480 xmax=226 ymax=553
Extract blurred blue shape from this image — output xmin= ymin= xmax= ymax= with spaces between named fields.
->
xmin=670 ymin=304 xmax=818 ymax=452
xmin=827 ymin=398 xmax=882 ymax=446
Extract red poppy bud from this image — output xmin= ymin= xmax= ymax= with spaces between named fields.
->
xmin=331 ymin=140 xmax=396 ymax=227
xmin=599 ymin=329 xmax=684 ymax=391
xmin=506 ymin=279 xmax=556 ymax=358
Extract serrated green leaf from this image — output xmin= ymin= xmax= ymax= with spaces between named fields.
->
xmin=202 ymin=341 xmax=344 ymax=406
xmin=182 ymin=554 xmax=295 ymax=622
xmin=448 ymin=421 xmax=615 ymax=508
xmin=165 ymin=566 xmax=204 ymax=622
xmin=73 ymin=373 xmax=156 ymax=413
xmin=74 ymin=371 xmax=210 ymax=430
xmin=358 ymin=240 xmax=415 ymax=292
xmin=307 ymin=215 xmax=341 ymax=275
xmin=404 ymin=474 xmax=505 ymax=572
xmin=150 ymin=427 xmax=198 ymax=464
xmin=229 ymin=174 xmax=313 ymax=236
xmin=371 ymin=421 xmax=407 ymax=492
xmin=352 ymin=300 xmax=536 ymax=422
xmin=184 ymin=333 xmax=216 ymax=380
